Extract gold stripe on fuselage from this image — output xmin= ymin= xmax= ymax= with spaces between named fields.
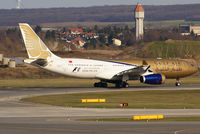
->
xmin=111 ymin=59 xmax=198 ymax=78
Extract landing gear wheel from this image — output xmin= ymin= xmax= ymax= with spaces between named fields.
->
xmin=175 ymin=82 xmax=181 ymax=86
xmin=175 ymin=78 xmax=181 ymax=86
xmin=125 ymin=83 xmax=129 ymax=88
xmin=115 ymin=83 xmax=121 ymax=88
xmin=115 ymin=82 xmax=129 ymax=88
xmin=94 ymin=82 xmax=100 ymax=87
xmin=122 ymin=82 xmax=129 ymax=88
xmin=101 ymin=83 xmax=108 ymax=88
xmin=94 ymin=82 xmax=108 ymax=88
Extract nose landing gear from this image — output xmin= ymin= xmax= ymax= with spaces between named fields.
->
xmin=175 ymin=78 xmax=181 ymax=86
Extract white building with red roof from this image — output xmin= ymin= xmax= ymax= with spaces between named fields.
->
xmin=71 ymin=37 xmax=86 ymax=48
xmin=70 ymin=28 xmax=84 ymax=35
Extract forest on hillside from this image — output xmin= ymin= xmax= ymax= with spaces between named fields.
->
xmin=0 ymin=4 xmax=200 ymax=26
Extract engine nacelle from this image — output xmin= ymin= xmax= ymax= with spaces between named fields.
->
xmin=140 ymin=74 xmax=165 ymax=85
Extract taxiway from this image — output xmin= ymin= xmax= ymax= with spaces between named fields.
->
xmin=0 ymin=85 xmax=200 ymax=134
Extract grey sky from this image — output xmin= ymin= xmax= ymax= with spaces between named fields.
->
xmin=1 ymin=0 xmax=200 ymax=9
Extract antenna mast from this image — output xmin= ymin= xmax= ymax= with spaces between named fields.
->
xmin=16 ymin=0 xmax=21 ymax=9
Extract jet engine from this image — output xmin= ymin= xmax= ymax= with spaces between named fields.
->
xmin=140 ymin=74 xmax=165 ymax=85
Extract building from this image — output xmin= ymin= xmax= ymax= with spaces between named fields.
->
xmin=70 ymin=28 xmax=84 ymax=35
xmin=179 ymin=24 xmax=200 ymax=36
xmin=86 ymin=33 xmax=99 ymax=39
xmin=135 ymin=3 xmax=144 ymax=40
xmin=190 ymin=25 xmax=200 ymax=36
xmin=41 ymin=27 xmax=57 ymax=32
xmin=71 ymin=37 xmax=86 ymax=48
xmin=112 ymin=38 xmax=122 ymax=46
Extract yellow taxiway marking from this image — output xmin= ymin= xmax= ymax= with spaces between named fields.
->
xmin=174 ymin=130 xmax=184 ymax=134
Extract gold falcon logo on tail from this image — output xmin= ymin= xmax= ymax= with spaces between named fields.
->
xmin=19 ymin=23 xmax=52 ymax=59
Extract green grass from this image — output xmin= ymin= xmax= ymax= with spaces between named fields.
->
xmin=0 ymin=76 xmax=200 ymax=88
xmin=22 ymin=90 xmax=200 ymax=109
xmin=0 ymin=78 xmax=98 ymax=88
xmin=135 ymin=40 xmax=200 ymax=58
xmin=56 ymin=20 xmax=200 ymax=27
xmin=79 ymin=116 xmax=200 ymax=122
xmin=145 ymin=20 xmax=200 ymax=27
xmin=144 ymin=20 xmax=185 ymax=27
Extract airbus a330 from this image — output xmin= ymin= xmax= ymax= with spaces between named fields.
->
xmin=19 ymin=23 xmax=198 ymax=88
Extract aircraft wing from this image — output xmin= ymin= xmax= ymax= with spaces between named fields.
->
xmin=96 ymin=65 xmax=150 ymax=80
xmin=115 ymin=65 xmax=150 ymax=77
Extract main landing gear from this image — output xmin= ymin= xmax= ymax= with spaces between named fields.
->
xmin=94 ymin=81 xmax=129 ymax=88
xmin=175 ymin=78 xmax=181 ymax=86
xmin=94 ymin=82 xmax=108 ymax=88
xmin=115 ymin=81 xmax=129 ymax=88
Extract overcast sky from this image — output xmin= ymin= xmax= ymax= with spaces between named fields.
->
xmin=1 ymin=0 xmax=200 ymax=9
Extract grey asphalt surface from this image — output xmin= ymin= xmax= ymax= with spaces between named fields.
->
xmin=1 ymin=85 xmax=200 ymax=134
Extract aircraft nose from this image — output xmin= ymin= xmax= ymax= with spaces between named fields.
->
xmin=197 ymin=66 xmax=200 ymax=72
xmin=184 ymin=60 xmax=198 ymax=75
xmin=189 ymin=61 xmax=198 ymax=73
xmin=195 ymin=65 xmax=198 ymax=73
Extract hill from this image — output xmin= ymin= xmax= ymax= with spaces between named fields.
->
xmin=0 ymin=4 xmax=200 ymax=26
xmin=131 ymin=40 xmax=200 ymax=60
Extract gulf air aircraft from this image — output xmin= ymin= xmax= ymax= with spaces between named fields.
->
xmin=19 ymin=23 xmax=198 ymax=88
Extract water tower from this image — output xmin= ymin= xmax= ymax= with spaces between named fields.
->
xmin=16 ymin=0 xmax=21 ymax=9
xmin=135 ymin=3 xmax=144 ymax=40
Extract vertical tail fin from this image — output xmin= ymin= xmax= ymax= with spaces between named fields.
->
xmin=19 ymin=23 xmax=55 ymax=59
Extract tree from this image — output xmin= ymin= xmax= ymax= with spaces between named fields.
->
xmin=45 ymin=30 xmax=51 ymax=39
xmin=90 ymin=38 xmax=97 ymax=49
xmin=51 ymin=30 xmax=56 ymax=39
xmin=126 ymin=38 xmax=135 ymax=46
xmin=94 ymin=25 xmax=98 ymax=32
xmin=45 ymin=30 xmax=56 ymax=39
xmin=99 ymin=34 xmax=106 ymax=43
xmin=108 ymin=31 xmax=117 ymax=44
xmin=83 ymin=39 xmax=97 ymax=49
xmin=125 ymin=25 xmax=129 ymax=31
xmin=34 ymin=25 xmax=41 ymax=33
xmin=62 ymin=27 xmax=66 ymax=32
xmin=83 ymin=42 xmax=89 ymax=49
xmin=6 ymin=28 xmax=17 ymax=35
xmin=104 ymin=26 xmax=112 ymax=34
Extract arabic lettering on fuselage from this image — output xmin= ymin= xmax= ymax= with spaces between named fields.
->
xmin=154 ymin=61 xmax=182 ymax=72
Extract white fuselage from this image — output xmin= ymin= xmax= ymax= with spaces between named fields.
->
xmin=42 ymin=57 xmax=136 ymax=80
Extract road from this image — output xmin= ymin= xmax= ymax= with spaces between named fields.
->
xmin=0 ymin=85 xmax=200 ymax=134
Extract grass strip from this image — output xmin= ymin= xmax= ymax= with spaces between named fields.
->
xmin=22 ymin=90 xmax=200 ymax=109
xmin=0 ymin=77 xmax=200 ymax=88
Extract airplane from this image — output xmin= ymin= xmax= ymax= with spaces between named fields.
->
xmin=18 ymin=23 xmax=198 ymax=88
